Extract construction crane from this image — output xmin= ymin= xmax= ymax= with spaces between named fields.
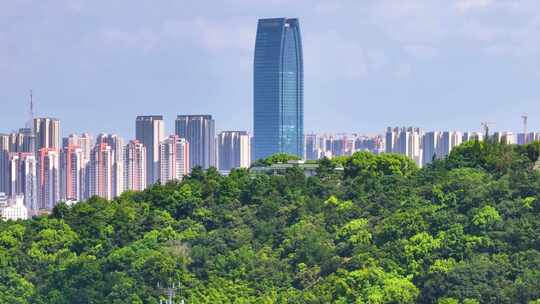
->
xmin=522 ymin=114 xmax=528 ymax=144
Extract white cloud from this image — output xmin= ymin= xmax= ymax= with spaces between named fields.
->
xmin=393 ymin=63 xmax=413 ymax=79
xmin=456 ymin=0 xmax=493 ymax=12
xmin=88 ymin=17 xmax=255 ymax=55
xmin=162 ymin=18 xmax=254 ymax=53
xmin=403 ymin=44 xmax=438 ymax=60
xmin=370 ymin=1 xmax=452 ymax=44
xmin=94 ymin=28 xmax=159 ymax=52
xmin=305 ymin=30 xmax=387 ymax=80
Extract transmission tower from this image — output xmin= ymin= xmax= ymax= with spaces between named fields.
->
xmin=157 ymin=281 xmax=185 ymax=304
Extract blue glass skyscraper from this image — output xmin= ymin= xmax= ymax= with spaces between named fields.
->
xmin=253 ymin=18 xmax=304 ymax=161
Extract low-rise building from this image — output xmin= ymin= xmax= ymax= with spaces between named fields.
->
xmin=250 ymin=160 xmax=343 ymax=177
xmin=0 ymin=193 xmax=28 ymax=221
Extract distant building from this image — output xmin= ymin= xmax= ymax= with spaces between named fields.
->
xmin=329 ymin=136 xmax=352 ymax=157
xmin=385 ymin=127 xmax=399 ymax=154
xmin=304 ymin=133 xmax=383 ymax=160
xmin=60 ymin=145 xmax=84 ymax=201
xmin=78 ymin=133 xmax=93 ymax=166
xmin=250 ymin=160 xmax=343 ymax=177
xmin=38 ymin=148 xmax=60 ymax=210
xmin=217 ymin=131 xmax=251 ymax=171
xmin=437 ymin=131 xmax=462 ymax=158
xmin=304 ymin=134 xmax=320 ymax=160
xmin=124 ymin=140 xmax=147 ymax=191
xmin=253 ymin=18 xmax=304 ymax=161
xmin=493 ymin=131 xmax=515 ymax=145
xmin=7 ymin=152 xmax=38 ymax=212
xmin=517 ymin=132 xmax=536 ymax=145
xmin=96 ymin=134 xmax=124 ymax=197
xmin=136 ymin=116 xmax=166 ymax=185
xmin=0 ymin=134 xmax=11 ymax=194
xmin=9 ymin=128 xmax=35 ymax=153
xmin=0 ymin=194 xmax=28 ymax=221
xmin=34 ymin=118 xmax=60 ymax=151
xmin=63 ymin=133 xmax=93 ymax=198
xmin=159 ymin=135 xmax=189 ymax=183
xmin=462 ymin=132 xmax=483 ymax=142
xmin=175 ymin=115 xmax=215 ymax=169
xmin=422 ymin=131 xmax=440 ymax=166
xmin=88 ymin=143 xmax=113 ymax=200
xmin=354 ymin=135 xmax=384 ymax=154
xmin=385 ymin=127 xmax=423 ymax=167
xmin=63 ymin=133 xmax=93 ymax=162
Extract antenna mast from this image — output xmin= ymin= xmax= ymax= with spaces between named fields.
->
xmin=26 ymin=90 xmax=35 ymax=130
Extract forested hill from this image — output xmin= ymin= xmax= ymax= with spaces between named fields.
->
xmin=3 ymin=140 xmax=540 ymax=303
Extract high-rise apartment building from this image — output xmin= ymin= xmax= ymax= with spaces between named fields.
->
xmin=63 ymin=133 xmax=93 ymax=165
xmin=60 ymin=145 xmax=84 ymax=201
xmin=217 ymin=131 xmax=251 ymax=171
xmin=253 ymin=18 xmax=304 ymax=161
xmin=9 ymin=128 xmax=35 ymax=153
xmin=439 ymin=131 xmax=449 ymax=158
xmin=96 ymin=134 xmax=124 ymax=197
xmin=88 ymin=143 xmax=113 ymax=200
xmin=304 ymin=134 xmax=320 ymax=160
xmin=62 ymin=133 xmax=93 ymax=199
xmin=37 ymin=148 xmax=60 ymax=210
xmin=304 ymin=133 xmax=383 ymax=160
xmin=136 ymin=116 xmax=165 ymax=185
xmin=175 ymin=115 xmax=215 ymax=169
xmin=493 ymin=131 xmax=515 ymax=145
xmin=354 ymin=135 xmax=384 ymax=154
xmin=124 ymin=140 xmax=147 ymax=191
xmin=34 ymin=118 xmax=60 ymax=151
xmin=422 ymin=131 xmax=440 ymax=166
xmin=517 ymin=132 xmax=536 ymax=145
xmin=385 ymin=127 xmax=399 ymax=154
xmin=0 ymin=134 xmax=10 ymax=194
xmin=462 ymin=132 xmax=484 ymax=143
xmin=330 ymin=135 xmax=356 ymax=157
xmin=422 ymin=131 xmax=468 ymax=166
xmin=385 ymin=127 xmax=423 ymax=166
xmin=407 ymin=128 xmax=423 ymax=166
xmin=7 ymin=153 xmax=37 ymax=211
xmin=34 ymin=119 xmax=60 ymax=208
xmin=159 ymin=135 xmax=189 ymax=184
xmin=77 ymin=133 xmax=93 ymax=165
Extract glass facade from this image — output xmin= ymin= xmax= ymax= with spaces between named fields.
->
xmin=253 ymin=18 xmax=304 ymax=161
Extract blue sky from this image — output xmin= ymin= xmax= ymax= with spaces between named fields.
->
xmin=2 ymin=0 xmax=540 ymax=139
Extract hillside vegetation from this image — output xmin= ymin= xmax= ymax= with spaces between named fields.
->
xmin=2 ymin=140 xmax=540 ymax=303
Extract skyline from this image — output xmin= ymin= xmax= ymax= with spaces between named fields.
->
xmin=3 ymin=1 xmax=540 ymax=138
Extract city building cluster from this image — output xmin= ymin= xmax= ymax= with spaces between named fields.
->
xmin=0 ymin=117 xmax=536 ymax=221
xmin=304 ymin=133 xmax=384 ymax=160
xmin=0 ymin=116 xmax=251 ymax=219
xmin=385 ymin=127 xmax=536 ymax=167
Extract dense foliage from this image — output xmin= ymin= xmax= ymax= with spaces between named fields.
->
xmin=2 ymin=140 xmax=540 ymax=303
